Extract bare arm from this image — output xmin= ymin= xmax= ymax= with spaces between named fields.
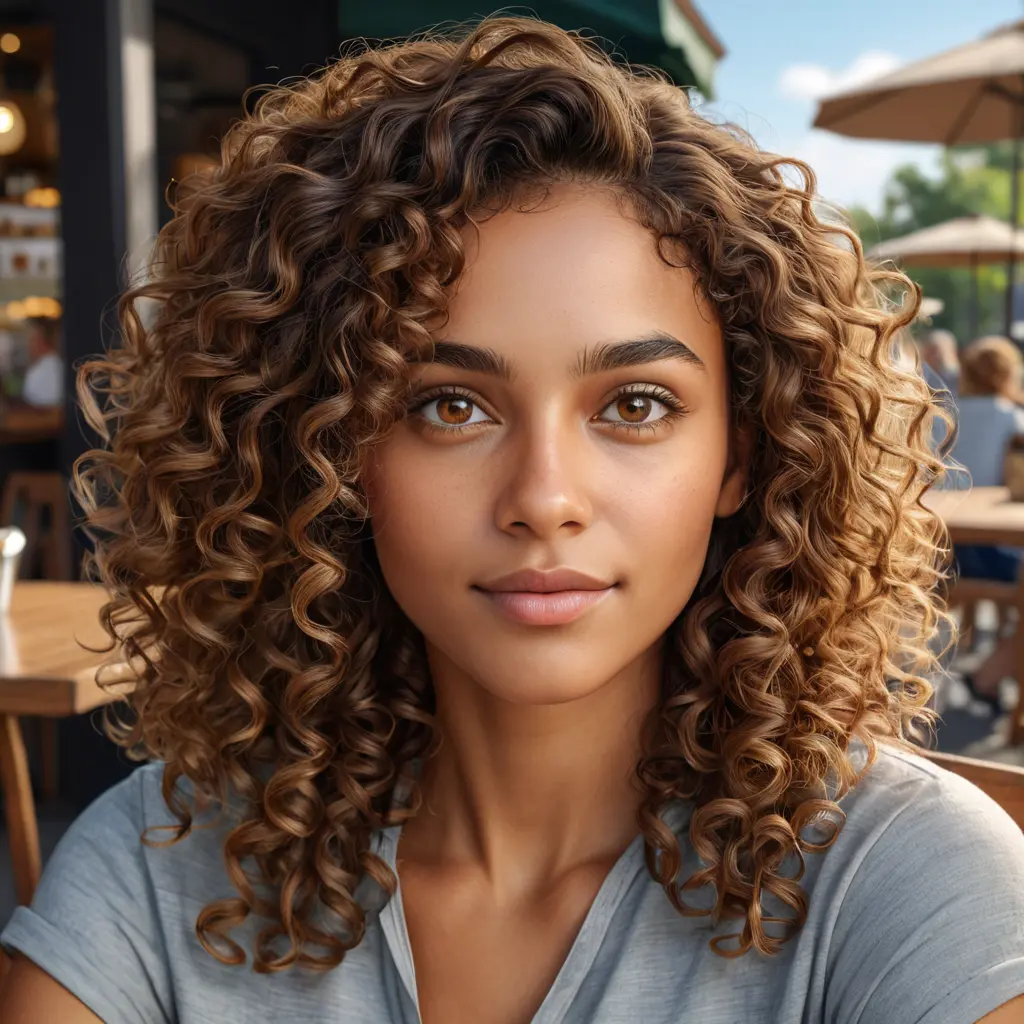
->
xmin=979 ymin=993 xmax=1024 ymax=1023
xmin=0 ymin=953 xmax=103 ymax=1023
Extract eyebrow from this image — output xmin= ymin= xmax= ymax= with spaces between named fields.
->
xmin=408 ymin=331 xmax=707 ymax=380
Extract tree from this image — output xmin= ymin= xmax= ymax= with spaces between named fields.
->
xmin=846 ymin=144 xmax=1014 ymax=344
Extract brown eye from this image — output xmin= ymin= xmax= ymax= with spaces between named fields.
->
xmin=436 ymin=396 xmax=473 ymax=425
xmin=598 ymin=392 xmax=671 ymax=426
xmin=414 ymin=391 xmax=492 ymax=430
xmin=616 ymin=395 xmax=653 ymax=423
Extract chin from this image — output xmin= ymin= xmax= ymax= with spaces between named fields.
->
xmin=455 ymin=642 xmax=634 ymax=706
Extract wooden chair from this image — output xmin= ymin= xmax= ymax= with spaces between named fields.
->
xmin=922 ymin=749 xmax=1024 ymax=831
xmin=0 ymin=471 xmax=73 ymax=801
xmin=945 ymin=578 xmax=1024 ymax=745
xmin=947 ymin=578 xmax=1018 ymax=648
xmin=0 ymin=471 xmax=72 ymax=582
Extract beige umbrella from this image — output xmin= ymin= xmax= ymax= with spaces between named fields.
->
xmin=813 ymin=19 xmax=1024 ymax=334
xmin=867 ymin=214 xmax=1024 ymax=336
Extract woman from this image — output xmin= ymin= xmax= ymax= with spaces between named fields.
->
xmin=946 ymin=336 xmax=1024 ymax=710
xmin=918 ymin=327 xmax=961 ymax=397
xmin=949 ymin=335 xmax=1024 ymax=502
xmin=2 ymin=18 xmax=1022 ymax=1024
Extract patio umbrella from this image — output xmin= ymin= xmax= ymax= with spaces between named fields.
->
xmin=336 ymin=1 xmax=726 ymax=98
xmin=867 ymin=214 xmax=1024 ymax=337
xmin=812 ymin=18 xmax=1024 ymax=335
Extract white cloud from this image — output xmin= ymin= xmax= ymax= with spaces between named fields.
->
xmin=777 ymin=50 xmax=903 ymax=102
xmin=697 ymin=50 xmax=946 ymax=214
xmin=779 ymin=130 xmax=944 ymax=215
xmin=769 ymin=50 xmax=936 ymax=214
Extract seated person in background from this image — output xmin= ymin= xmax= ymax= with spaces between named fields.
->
xmin=893 ymin=330 xmax=956 ymax=460
xmin=918 ymin=327 xmax=960 ymax=395
xmin=19 ymin=316 xmax=63 ymax=408
xmin=949 ymin=335 xmax=1024 ymax=495
xmin=947 ymin=335 xmax=1024 ymax=708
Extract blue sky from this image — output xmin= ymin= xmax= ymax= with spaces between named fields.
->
xmin=691 ymin=0 xmax=1024 ymax=214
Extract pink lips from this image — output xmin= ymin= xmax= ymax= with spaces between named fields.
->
xmin=473 ymin=567 xmax=617 ymax=626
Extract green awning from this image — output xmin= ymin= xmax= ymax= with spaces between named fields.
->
xmin=337 ymin=1 xmax=720 ymax=98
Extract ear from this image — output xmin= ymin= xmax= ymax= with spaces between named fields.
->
xmin=714 ymin=421 xmax=755 ymax=518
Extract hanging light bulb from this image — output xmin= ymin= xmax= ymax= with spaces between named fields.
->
xmin=0 ymin=99 xmax=26 ymax=155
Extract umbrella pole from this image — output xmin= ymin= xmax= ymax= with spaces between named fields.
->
xmin=1007 ymin=96 xmax=1024 ymax=339
xmin=970 ymin=253 xmax=979 ymax=339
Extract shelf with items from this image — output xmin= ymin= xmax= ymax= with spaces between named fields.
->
xmin=0 ymin=25 xmax=64 ymax=420
xmin=0 ymin=197 xmax=61 ymax=325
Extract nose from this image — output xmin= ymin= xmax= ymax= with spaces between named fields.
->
xmin=492 ymin=411 xmax=594 ymax=540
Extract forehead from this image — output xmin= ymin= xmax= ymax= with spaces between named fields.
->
xmin=443 ymin=187 xmax=724 ymax=376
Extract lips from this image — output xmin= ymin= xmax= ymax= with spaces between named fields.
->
xmin=472 ymin=567 xmax=618 ymax=626
xmin=474 ymin=567 xmax=615 ymax=594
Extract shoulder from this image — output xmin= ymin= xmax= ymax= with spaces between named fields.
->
xmin=0 ymin=762 xmax=237 ymax=1024
xmin=25 ymin=352 xmax=61 ymax=376
xmin=837 ymin=741 xmax=1023 ymax=860
xmin=47 ymin=760 xmax=241 ymax=895
xmin=816 ymin=742 xmax=1024 ymax=1024
xmin=957 ymin=394 xmax=1007 ymax=417
xmin=990 ymin=395 xmax=1024 ymax=423
xmin=33 ymin=759 xmax=212 ymax=858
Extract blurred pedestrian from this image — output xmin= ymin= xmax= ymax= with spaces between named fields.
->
xmin=917 ymin=328 xmax=960 ymax=395
xmin=20 ymin=316 xmax=63 ymax=408
xmin=894 ymin=329 xmax=956 ymax=460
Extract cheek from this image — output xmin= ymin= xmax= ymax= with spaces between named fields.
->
xmin=612 ymin=444 xmax=726 ymax=592
xmin=363 ymin=443 xmax=478 ymax=612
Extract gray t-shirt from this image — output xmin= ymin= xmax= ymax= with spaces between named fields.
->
xmin=3 ymin=741 xmax=1024 ymax=1023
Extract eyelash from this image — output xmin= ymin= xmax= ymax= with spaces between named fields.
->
xmin=408 ymin=383 xmax=689 ymax=437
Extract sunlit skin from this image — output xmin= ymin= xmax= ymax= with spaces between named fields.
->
xmin=362 ymin=185 xmax=751 ymax=1023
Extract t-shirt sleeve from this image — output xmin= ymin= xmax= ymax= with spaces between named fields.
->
xmin=824 ymin=765 xmax=1024 ymax=1024
xmin=0 ymin=764 xmax=175 ymax=1024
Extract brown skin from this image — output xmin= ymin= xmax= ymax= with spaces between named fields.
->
xmin=363 ymin=186 xmax=749 ymax=1023
xmin=4 ymin=188 xmax=1023 ymax=1024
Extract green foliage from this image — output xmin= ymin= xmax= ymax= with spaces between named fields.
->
xmin=845 ymin=143 xmax=1019 ymax=344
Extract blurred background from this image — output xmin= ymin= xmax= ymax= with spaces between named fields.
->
xmin=0 ymin=0 xmax=1022 ymax=921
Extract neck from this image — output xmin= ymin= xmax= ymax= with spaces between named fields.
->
xmin=400 ymin=642 xmax=661 ymax=898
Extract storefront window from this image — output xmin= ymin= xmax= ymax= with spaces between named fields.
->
xmin=0 ymin=23 xmax=63 ymax=434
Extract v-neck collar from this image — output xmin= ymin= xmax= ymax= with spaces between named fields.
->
xmin=374 ymin=805 xmax=686 ymax=1024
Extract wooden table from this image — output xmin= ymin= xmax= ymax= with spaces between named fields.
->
xmin=924 ymin=486 xmax=1024 ymax=744
xmin=0 ymin=404 xmax=61 ymax=445
xmin=0 ymin=582 xmax=129 ymax=906
xmin=924 ymin=486 xmax=1024 ymax=547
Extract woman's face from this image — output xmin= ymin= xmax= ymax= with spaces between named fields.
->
xmin=364 ymin=186 xmax=748 ymax=706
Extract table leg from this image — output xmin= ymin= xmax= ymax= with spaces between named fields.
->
xmin=1012 ymin=584 xmax=1024 ymax=747
xmin=39 ymin=719 xmax=58 ymax=801
xmin=0 ymin=714 xmax=40 ymax=905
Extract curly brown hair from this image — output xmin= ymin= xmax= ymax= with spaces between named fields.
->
xmin=72 ymin=15 xmax=955 ymax=973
